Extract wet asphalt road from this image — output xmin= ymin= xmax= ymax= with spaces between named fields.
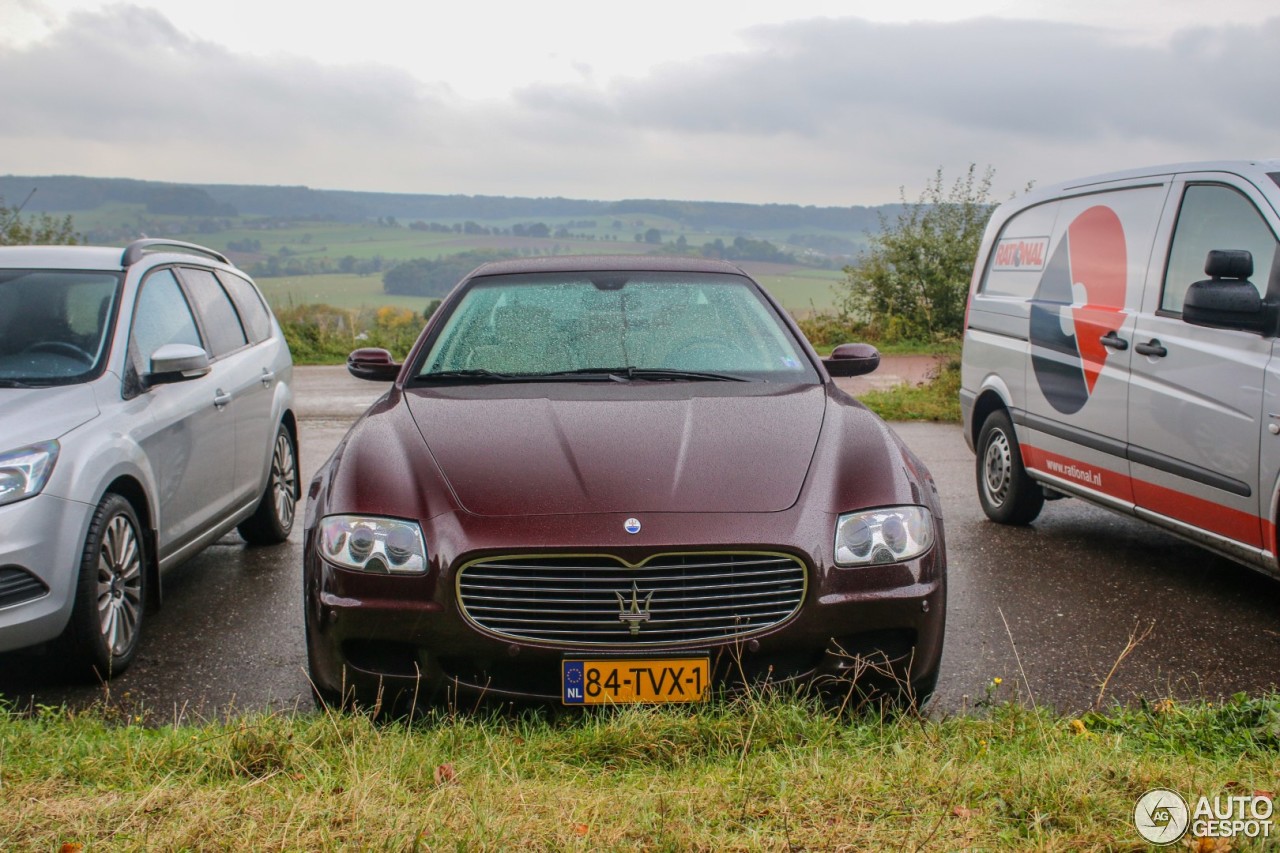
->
xmin=3 ymin=365 xmax=1280 ymax=719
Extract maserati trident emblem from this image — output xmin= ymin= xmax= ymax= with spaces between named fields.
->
xmin=616 ymin=581 xmax=654 ymax=636
xmin=624 ymin=517 xmax=642 ymax=534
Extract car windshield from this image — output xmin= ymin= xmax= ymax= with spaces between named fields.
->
xmin=416 ymin=271 xmax=816 ymax=382
xmin=0 ymin=270 xmax=121 ymax=386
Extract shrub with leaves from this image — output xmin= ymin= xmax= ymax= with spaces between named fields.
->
xmin=839 ymin=165 xmax=998 ymax=344
xmin=0 ymin=194 xmax=79 ymax=246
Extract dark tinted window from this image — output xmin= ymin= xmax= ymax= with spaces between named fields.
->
xmin=1162 ymin=184 xmax=1279 ymax=313
xmin=0 ymin=271 xmax=120 ymax=384
xmin=132 ymin=269 xmax=202 ymax=366
xmin=217 ymin=271 xmax=272 ymax=343
xmin=180 ymin=268 xmax=248 ymax=357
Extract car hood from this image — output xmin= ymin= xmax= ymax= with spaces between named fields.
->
xmin=403 ymin=383 xmax=827 ymax=516
xmin=0 ymin=383 xmax=100 ymax=450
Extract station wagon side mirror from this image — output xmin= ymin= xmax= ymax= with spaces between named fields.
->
xmin=1182 ymin=250 xmax=1274 ymax=334
xmin=146 ymin=343 xmax=211 ymax=385
xmin=348 ymin=347 xmax=401 ymax=382
xmin=823 ymin=343 xmax=881 ymax=377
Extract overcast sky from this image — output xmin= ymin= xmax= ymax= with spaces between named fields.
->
xmin=2 ymin=0 xmax=1278 ymax=206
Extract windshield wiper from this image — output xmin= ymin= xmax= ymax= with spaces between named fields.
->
xmin=417 ymin=369 xmax=520 ymax=382
xmin=536 ymin=366 xmax=748 ymax=382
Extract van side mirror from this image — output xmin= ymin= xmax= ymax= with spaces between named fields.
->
xmin=347 ymin=347 xmax=401 ymax=381
xmin=823 ymin=343 xmax=881 ymax=377
xmin=1182 ymin=250 xmax=1273 ymax=334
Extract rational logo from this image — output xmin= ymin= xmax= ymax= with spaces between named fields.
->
xmin=992 ymin=236 xmax=1049 ymax=271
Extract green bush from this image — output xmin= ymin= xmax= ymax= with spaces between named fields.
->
xmin=276 ymin=302 xmax=438 ymax=364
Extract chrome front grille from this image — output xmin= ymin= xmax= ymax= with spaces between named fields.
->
xmin=456 ymin=552 xmax=807 ymax=646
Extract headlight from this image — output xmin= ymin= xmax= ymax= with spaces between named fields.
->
xmin=318 ymin=515 xmax=427 ymax=574
xmin=0 ymin=440 xmax=59 ymax=508
xmin=834 ymin=506 xmax=934 ymax=567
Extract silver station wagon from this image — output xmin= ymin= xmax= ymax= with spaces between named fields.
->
xmin=0 ymin=239 xmax=297 ymax=678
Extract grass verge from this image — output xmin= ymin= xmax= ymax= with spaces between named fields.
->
xmin=3 ymin=694 xmax=1279 ymax=850
xmin=858 ymin=358 xmax=962 ymax=423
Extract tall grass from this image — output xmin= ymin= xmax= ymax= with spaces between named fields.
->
xmin=3 ymin=694 xmax=1278 ymax=849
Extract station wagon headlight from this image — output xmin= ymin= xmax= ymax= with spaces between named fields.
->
xmin=834 ymin=506 xmax=934 ymax=567
xmin=0 ymin=440 xmax=59 ymax=508
xmin=319 ymin=515 xmax=427 ymax=574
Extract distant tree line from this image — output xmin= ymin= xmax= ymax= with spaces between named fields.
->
xmin=383 ymin=250 xmax=519 ymax=297
xmin=0 ymin=175 xmax=901 ymax=235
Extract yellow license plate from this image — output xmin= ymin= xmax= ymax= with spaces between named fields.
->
xmin=562 ymin=657 xmax=710 ymax=705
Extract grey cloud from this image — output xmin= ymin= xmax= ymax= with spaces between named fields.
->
xmin=3 ymin=5 xmax=1278 ymax=205
xmin=0 ymin=5 xmax=450 ymax=144
xmin=520 ymin=16 xmax=1280 ymax=146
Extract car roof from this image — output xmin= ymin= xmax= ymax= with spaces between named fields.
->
xmin=0 ymin=245 xmax=128 ymax=270
xmin=466 ymin=254 xmax=750 ymax=279
xmin=1034 ymin=158 xmax=1280 ymax=198
xmin=0 ymin=239 xmax=234 ymax=272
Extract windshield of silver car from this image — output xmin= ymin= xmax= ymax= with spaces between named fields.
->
xmin=416 ymin=272 xmax=816 ymax=382
xmin=0 ymin=270 xmax=121 ymax=385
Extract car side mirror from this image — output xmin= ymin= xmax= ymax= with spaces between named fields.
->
xmin=146 ymin=343 xmax=211 ymax=385
xmin=823 ymin=343 xmax=881 ymax=377
xmin=348 ymin=347 xmax=401 ymax=382
xmin=1182 ymin=249 xmax=1273 ymax=334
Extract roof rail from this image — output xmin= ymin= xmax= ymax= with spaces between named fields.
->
xmin=121 ymin=238 xmax=232 ymax=268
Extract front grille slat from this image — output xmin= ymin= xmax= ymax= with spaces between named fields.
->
xmin=0 ymin=566 xmax=49 ymax=609
xmin=457 ymin=552 xmax=806 ymax=646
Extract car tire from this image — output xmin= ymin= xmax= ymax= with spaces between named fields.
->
xmin=976 ymin=409 xmax=1044 ymax=525
xmin=238 ymin=424 xmax=298 ymax=545
xmin=61 ymin=493 xmax=147 ymax=680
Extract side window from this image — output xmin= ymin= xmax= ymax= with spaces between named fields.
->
xmin=1162 ymin=184 xmax=1279 ymax=313
xmin=180 ymin=268 xmax=248 ymax=357
xmin=216 ymin=270 xmax=273 ymax=344
xmin=131 ymin=269 xmax=202 ymax=367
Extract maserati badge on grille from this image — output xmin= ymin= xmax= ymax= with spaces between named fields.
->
xmin=624 ymin=517 xmax=641 ymax=534
xmin=616 ymin=581 xmax=654 ymax=635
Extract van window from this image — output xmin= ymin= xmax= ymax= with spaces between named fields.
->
xmin=1162 ymin=184 xmax=1279 ymax=313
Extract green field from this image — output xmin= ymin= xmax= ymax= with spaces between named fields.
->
xmin=256 ymin=266 xmax=842 ymax=315
xmin=257 ymin=273 xmax=437 ymax=312
xmin=65 ymin=203 xmax=849 ymax=314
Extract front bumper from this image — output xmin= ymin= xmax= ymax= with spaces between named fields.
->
xmin=304 ymin=507 xmax=946 ymax=704
xmin=0 ymin=493 xmax=92 ymax=653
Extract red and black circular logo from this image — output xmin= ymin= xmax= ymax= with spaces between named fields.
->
xmin=1030 ymin=206 xmax=1128 ymax=414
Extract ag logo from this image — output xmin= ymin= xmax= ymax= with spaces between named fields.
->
xmin=1029 ymin=206 xmax=1127 ymax=414
xmin=1134 ymin=788 xmax=1190 ymax=845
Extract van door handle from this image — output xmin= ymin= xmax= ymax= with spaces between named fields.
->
xmin=1100 ymin=331 xmax=1128 ymax=351
xmin=1135 ymin=339 xmax=1167 ymax=358
xmin=214 ymin=389 xmax=232 ymax=409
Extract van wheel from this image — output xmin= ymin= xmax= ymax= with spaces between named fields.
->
xmin=976 ymin=410 xmax=1044 ymax=525
xmin=238 ymin=424 xmax=298 ymax=545
xmin=61 ymin=493 xmax=147 ymax=680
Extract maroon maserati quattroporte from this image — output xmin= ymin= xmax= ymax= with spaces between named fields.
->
xmin=303 ymin=256 xmax=946 ymax=710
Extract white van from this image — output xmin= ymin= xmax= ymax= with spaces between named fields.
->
xmin=960 ymin=160 xmax=1280 ymax=574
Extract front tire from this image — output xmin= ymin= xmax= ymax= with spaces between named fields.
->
xmin=238 ymin=424 xmax=298 ymax=545
xmin=62 ymin=493 xmax=147 ymax=679
xmin=976 ymin=409 xmax=1044 ymax=525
